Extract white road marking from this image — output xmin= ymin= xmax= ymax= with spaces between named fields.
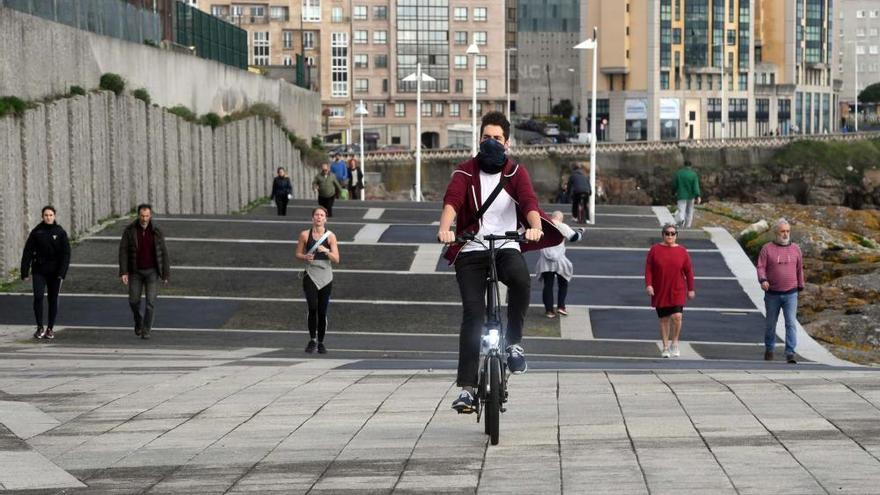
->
xmin=363 ymin=208 xmax=385 ymax=220
xmin=560 ymin=307 xmax=593 ymax=340
xmin=353 ymin=223 xmax=390 ymax=242
xmin=409 ymin=244 xmax=443 ymax=273
xmin=652 ymin=206 xmax=677 ymax=226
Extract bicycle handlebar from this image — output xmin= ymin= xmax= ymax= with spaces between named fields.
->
xmin=456 ymin=231 xmax=526 ymax=244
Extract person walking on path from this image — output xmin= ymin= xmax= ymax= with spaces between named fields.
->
xmin=673 ymin=160 xmax=701 ymax=228
xmin=567 ymin=163 xmax=591 ymax=223
xmin=270 ymin=167 xmax=293 ymax=216
xmin=645 ymin=223 xmax=695 ymax=358
xmin=347 ymin=158 xmax=365 ymax=201
xmin=330 ymin=153 xmax=349 ymax=195
xmin=118 ymin=204 xmax=170 ymax=340
xmin=21 ymin=206 xmax=71 ymax=340
xmin=312 ymin=163 xmax=342 ymax=217
xmin=437 ymin=111 xmax=564 ymax=413
xmin=535 ymin=211 xmax=584 ymax=318
xmin=295 ymin=206 xmax=340 ymax=354
xmin=757 ymin=218 xmax=804 ymax=364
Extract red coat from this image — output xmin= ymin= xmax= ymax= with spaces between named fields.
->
xmin=644 ymin=244 xmax=695 ymax=308
xmin=442 ymin=157 xmax=563 ymax=264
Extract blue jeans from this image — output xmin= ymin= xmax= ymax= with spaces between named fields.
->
xmin=764 ymin=291 xmax=798 ymax=356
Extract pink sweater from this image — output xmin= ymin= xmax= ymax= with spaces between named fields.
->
xmin=756 ymin=242 xmax=804 ymax=293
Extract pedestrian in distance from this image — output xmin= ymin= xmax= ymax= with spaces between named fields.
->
xmin=295 ymin=206 xmax=339 ymax=354
xmin=645 ymin=223 xmax=695 ymax=358
xmin=312 ymin=163 xmax=342 ymax=217
xmin=347 ymin=158 xmax=365 ymax=201
xmin=673 ymin=160 xmax=702 ymax=228
xmin=757 ymin=218 xmax=804 ymax=364
xmin=535 ymin=211 xmax=584 ymax=318
xmin=21 ymin=206 xmax=71 ymax=340
xmin=330 ymin=153 xmax=349 ymax=195
xmin=118 ymin=204 xmax=170 ymax=340
xmin=270 ymin=167 xmax=293 ymax=216
xmin=437 ymin=111 xmax=564 ymax=413
xmin=568 ymin=163 xmax=591 ymax=223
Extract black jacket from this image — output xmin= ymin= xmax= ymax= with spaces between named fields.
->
xmin=271 ymin=176 xmax=293 ymax=199
xmin=118 ymin=221 xmax=171 ymax=280
xmin=20 ymin=222 xmax=71 ymax=279
xmin=348 ymin=167 xmax=365 ymax=189
xmin=568 ymin=170 xmax=591 ymax=195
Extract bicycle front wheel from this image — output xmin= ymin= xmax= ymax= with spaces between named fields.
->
xmin=484 ymin=355 xmax=502 ymax=445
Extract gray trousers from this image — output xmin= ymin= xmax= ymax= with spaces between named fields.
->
xmin=129 ymin=269 xmax=158 ymax=332
xmin=676 ymin=198 xmax=696 ymax=228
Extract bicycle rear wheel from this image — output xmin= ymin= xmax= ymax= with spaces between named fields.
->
xmin=484 ymin=356 xmax=501 ymax=445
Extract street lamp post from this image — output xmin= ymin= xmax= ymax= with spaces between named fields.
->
xmin=574 ymin=27 xmax=598 ymax=225
xmin=354 ymin=100 xmax=369 ymax=201
xmin=467 ymin=43 xmax=480 ymax=156
xmin=403 ymin=63 xmax=436 ymax=202
xmin=506 ymin=47 xmax=517 ymax=147
xmin=854 ymin=43 xmax=860 ymax=132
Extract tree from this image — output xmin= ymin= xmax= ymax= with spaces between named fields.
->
xmin=552 ymin=99 xmax=574 ymax=120
xmin=858 ymin=82 xmax=880 ymax=104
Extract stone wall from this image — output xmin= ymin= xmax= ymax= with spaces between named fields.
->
xmin=0 ymin=92 xmax=316 ymax=276
xmin=0 ymin=6 xmax=321 ymax=141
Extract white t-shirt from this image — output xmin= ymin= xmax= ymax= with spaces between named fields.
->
xmin=460 ymin=171 xmax=520 ymax=253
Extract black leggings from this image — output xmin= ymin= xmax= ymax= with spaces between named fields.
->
xmin=33 ymin=273 xmax=62 ymax=328
xmin=275 ymin=194 xmax=289 ymax=216
xmin=541 ymin=272 xmax=568 ymax=312
xmin=303 ymin=276 xmax=332 ymax=342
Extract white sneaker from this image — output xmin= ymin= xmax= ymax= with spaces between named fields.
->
xmin=661 ymin=347 xmax=671 ymax=358
xmin=670 ymin=343 xmax=680 ymax=357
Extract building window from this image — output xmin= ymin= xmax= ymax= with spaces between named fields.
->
xmin=282 ymin=30 xmax=293 ymax=49
xmin=455 ymin=79 xmax=464 ymax=93
xmin=436 ymin=103 xmax=444 ymax=116
xmin=331 ymin=32 xmax=349 ymax=97
xmin=253 ymin=32 xmax=269 ymax=66
xmin=354 ymin=30 xmax=368 ymax=44
xmin=455 ymin=32 xmax=468 ymax=45
xmin=450 ymin=102 xmax=461 ymax=117
xmin=738 ymin=73 xmax=747 ymax=90
xmin=283 ymin=55 xmax=293 ymax=67
xmin=857 ymin=10 xmax=865 ymax=18
xmin=374 ymin=103 xmax=385 ymax=117
xmin=328 ymin=106 xmax=345 ymax=118
xmin=476 ymin=55 xmax=487 ymax=69
xmin=476 ymin=79 xmax=487 ymax=93
xmin=375 ymin=54 xmax=388 ymax=68
xmin=354 ymin=54 xmax=368 ymax=68
xmin=303 ymin=31 xmax=315 ymax=49
xmin=422 ymin=102 xmax=432 ymax=117
xmin=454 ymin=7 xmax=467 ymax=21
xmin=270 ymin=6 xmax=288 ymax=21
xmin=353 ymin=5 xmax=367 ymax=20
xmin=871 ymin=46 xmax=879 ymax=55
xmin=302 ymin=0 xmax=320 ymax=22
xmin=331 ymin=6 xmax=343 ymax=23
xmin=455 ymin=55 xmax=467 ymax=69
xmin=395 ymin=103 xmax=406 ymax=117
xmin=210 ymin=6 xmax=225 ymax=17
xmin=397 ymin=2 xmax=450 ymax=93
xmin=382 ymin=79 xmax=388 ymax=92
xmin=250 ymin=6 xmax=265 ymax=19
xmin=306 ymin=56 xmax=315 ymax=67
xmin=474 ymin=7 xmax=487 ymax=21
xmin=474 ymin=32 xmax=487 ymax=45
xmin=355 ymin=78 xmax=369 ymax=93
xmin=660 ymin=71 xmax=669 ymax=90
xmin=373 ymin=30 xmax=387 ymax=44
xmin=374 ymin=5 xmax=387 ymax=20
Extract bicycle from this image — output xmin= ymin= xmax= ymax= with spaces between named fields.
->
xmin=457 ymin=231 xmax=525 ymax=445
xmin=574 ymin=192 xmax=589 ymax=224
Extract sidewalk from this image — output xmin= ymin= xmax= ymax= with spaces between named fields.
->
xmin=1 ymin=340 xmax=879 ymax=493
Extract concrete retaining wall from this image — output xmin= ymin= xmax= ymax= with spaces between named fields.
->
xmin=0 ymin=92 xmax=315 ymax=276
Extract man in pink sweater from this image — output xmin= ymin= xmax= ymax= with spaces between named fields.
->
xmin=756 ymin=219 xmax=804 ymax=363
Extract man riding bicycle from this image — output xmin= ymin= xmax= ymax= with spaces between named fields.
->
xmin=437 ymin=111 xmax=563 ymax=413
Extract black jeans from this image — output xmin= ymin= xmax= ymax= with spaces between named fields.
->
xmin=318 ymin=195 xmax=335 ymax=217
xmin=303 ymin=276 xmax=332 ymax=342
xmin=275 ymin=194 xmax=289 ymax=216
xmin=571 ymin=192 xmax=589 ymax=220
xmin=454 ymin=249 xmax=530 ymax=387
xmin=32 ymin=273 xmax=62 ymax=328
xmin=348 ymin=185 xmax=362 ymax=201
xmin=541 ymin=272 xmax=568 ymax=312
xmin=128 ymin=268 xmax=159 ymax=333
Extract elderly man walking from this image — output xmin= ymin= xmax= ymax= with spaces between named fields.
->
xmin=673 ymin=160 xmax=701 ymax=228
xmin=757 ymin=219 xmax=804 ymax=364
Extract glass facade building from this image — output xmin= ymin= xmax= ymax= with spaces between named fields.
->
xmin=396 ymin=0 xmax=450 ymax=93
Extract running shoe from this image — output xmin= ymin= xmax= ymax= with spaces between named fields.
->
xmin=661 ymin=347 xmax=671 ymax=358
xmin=452 ymin=389 xmax=475 ymax=413
xmin=33 ymin=326 xmax=45 ymax=339
xmin=44 ymin=328 xmax=55 ymax=340
xmin=305 ymin=340 xmax=317 ymax=353
xmin=507 ymin=345 xmax=528 ymax=374
xmin=670 ymin=343 xmax=680 ymax=357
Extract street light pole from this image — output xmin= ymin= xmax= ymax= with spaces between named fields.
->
xmin=354 ymin=101 xmax=369 ymax=201
xmin=467 ymin=43 xmax=480 ymax=156
xmin=855 ymin=44 xmax=860 ymax=132
xmin=403 ymin=63 xmax=436 ymax=202
xmin=574 ymin=27 xmax=598 ymax=225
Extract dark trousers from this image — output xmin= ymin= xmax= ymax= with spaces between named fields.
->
xmin=128 ymin=268 xmax=159 ymax=333
xmin=275 ymin=194 xmax=289 ymax=216
xmin=454 ymin=249 xmax=530 ymax=387
xmin=571 ymin=192 xmax=589 ymax=220
xmin=348 ymin=185 xmax=362 ymax=201
xmin=32 ymin=273 xmax=62 ymax=328
xmin=318 ymin=195 xmax=335 ymax=217
xmin=303 ymin=276 xmax=332 ymax=342
xmin=541 ymin=272 xmax=568 ymax=312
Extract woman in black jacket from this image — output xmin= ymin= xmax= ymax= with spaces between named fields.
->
xmin=271 ymin=167 xmax=293 ymax=216
xmin=21 ymin=206 xmax=71 ymax=340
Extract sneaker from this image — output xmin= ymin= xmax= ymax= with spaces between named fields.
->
xmin=545 ymin=311 xmax=556 ymax=319
xmin=506 ymin=344 xmax=528 ymax=374
xmin=670 ymin=343 xmax=680 ymax=357
xmin=140 ymin=331 xmax=150 ymax=340
xmin=134 ymin=325 xmax=142 ymax=337
xmin=44 ymin=328 xmax=55 ymax=340
xmin=33 ymin=326 xmax=45 ymax=339
xmin=305 ymin=340 xmax=317 ymax=353
xmin=764 ymin=350 xmax=774 ymax=361
xmin=556 ymin=307 xmax=568 ymax=316
xmin=451 ymin=389 xmax=475 ymax=414
xmin=661 ymin=347 xmax=671 ymax=358
xmin=317 ymin=342 xmax=327 ymax=354
xmin=786 ymin=354 xmax=798 ymax=364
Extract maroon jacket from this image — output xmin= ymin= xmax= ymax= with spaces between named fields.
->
xmin=442 ymin=157 xmax=563 ymax=264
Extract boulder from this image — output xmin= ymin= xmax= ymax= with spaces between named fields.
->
xmin=803 ymin=304 xmax=880 ymax=354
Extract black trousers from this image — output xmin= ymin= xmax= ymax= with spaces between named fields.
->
xmin=318 ymin=195 xmax=335 ymax=217
xmin=303 ymin=276 xmax=332 ymax=342
xmin=348 ymin=185 xmax=362 ymax=201
xmin=32 ymin=273 xmax=62 ymax=328
xmin=275 ymin=194 xmax=289 ymax=216
xmin=571 ymin=192 xmax=589 ymax=220
xmin=454 ymin=249 xmax=530 ymax=387
xmin=541 ymin=272 xmax=569 ymax=312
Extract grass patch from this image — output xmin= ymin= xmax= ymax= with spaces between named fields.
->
xmin=853 ymin=234 xmax=878 ymax=249
xmin=0 ymin=96 xmax=33 ymax=118
xmin=132 ymin=88 xmax=151 ymax=105
xmin=99 ymin=73 xmax=126 ymax=95
xmin=236 ymin=196 xmax=271 ymax=215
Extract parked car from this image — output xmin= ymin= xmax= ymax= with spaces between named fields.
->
xmin=378 ymin=144 xmax=410 ymax=152
xmin=327 ymin=144 xmax=360 ymax=155
xmin=544 ymin=123 xmax=560 ymax=136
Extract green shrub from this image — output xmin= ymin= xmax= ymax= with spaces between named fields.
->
xmin=99 ymin=73 xmax=126 ymax=95
xmin=200 ymin=112 xmax=221 ymax=129
xmin=69 ymin=85 xmax=86 ymax=96
xmin=0 ymin=96 xmax=30 ymax=118
xmin=311 ymin=136 xmax=324 ymax=150
xmin=132 ymin=88 xmax=151 ymax=105
xmin=169 ymin=105 xmax=197 ymax=122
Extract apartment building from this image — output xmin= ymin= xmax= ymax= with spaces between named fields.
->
xmin=836 ymin=1 xmax=880 ymax=109
xmin=578 ymin=0 xmax=839 ymax=142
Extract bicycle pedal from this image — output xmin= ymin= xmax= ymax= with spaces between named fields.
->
xmin=501 ymin=407 xmax=507 ymax=413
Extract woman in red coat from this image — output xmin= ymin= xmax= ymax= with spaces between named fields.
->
xmin=645 ymin=223 xmax=695 ymax=358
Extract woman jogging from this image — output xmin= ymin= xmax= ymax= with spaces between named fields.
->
xmin=644 ymin=223 xmax=695 ymax=358
xmin=21 ymin=206 xmax=71 ymax=340
xmin=295 ymin=207 xmax=340 ymax=354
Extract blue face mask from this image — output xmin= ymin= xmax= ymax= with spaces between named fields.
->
xmin=477 ymin=138 xmax=507 ymax=174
